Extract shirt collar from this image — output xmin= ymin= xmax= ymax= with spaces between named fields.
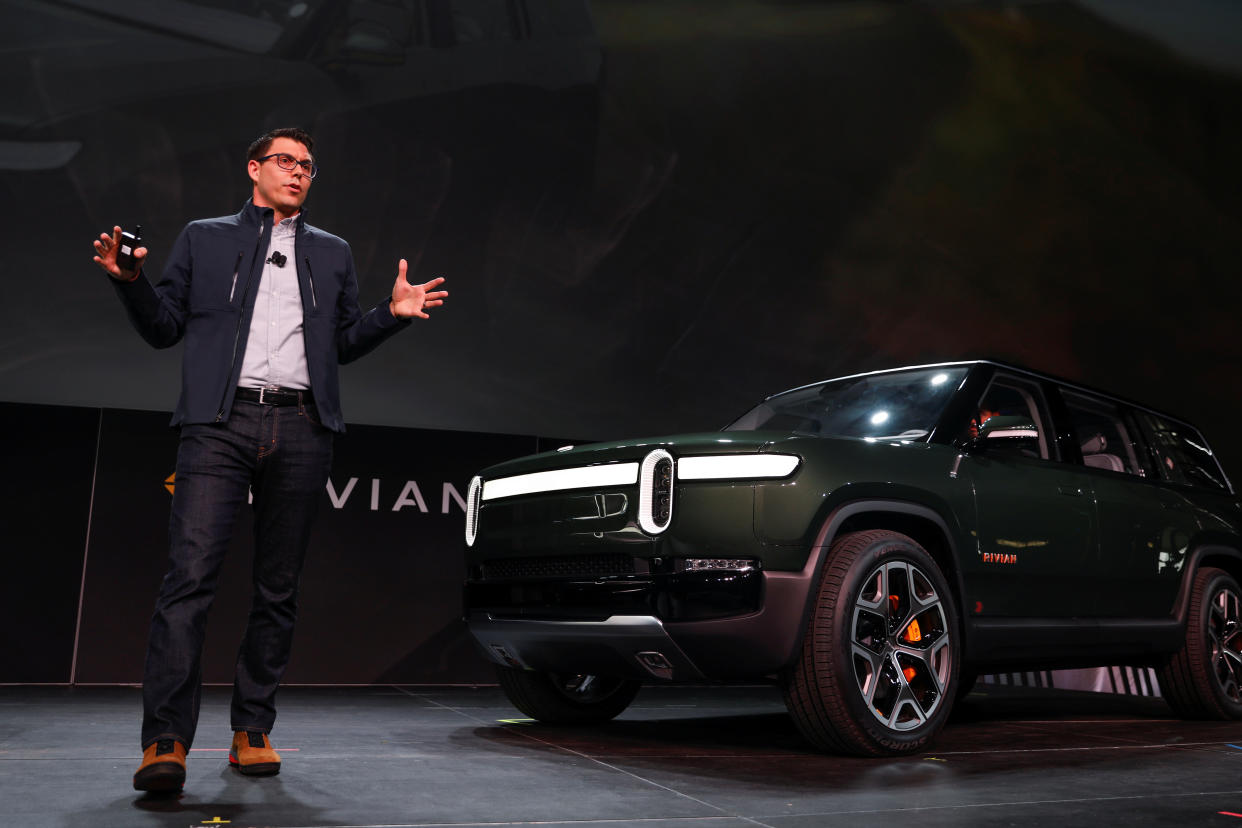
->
xmin=272 ymin=214 xmax=298 ymax=239
xmin=241 ymin=198 xmax=306 ymax=231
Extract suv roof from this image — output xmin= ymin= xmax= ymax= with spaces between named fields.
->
xmin=782 ymin=358 xmax=1204 ymax=434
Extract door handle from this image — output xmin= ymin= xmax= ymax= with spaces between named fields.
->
xmin=1058 ymin=485 xmax=1083 ymax=497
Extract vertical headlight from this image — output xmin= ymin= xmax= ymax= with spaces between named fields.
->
xmin=465 ymin=475 xmax=482 ymax=546
xmin=638 ymin=449 xmax=674 ymax=534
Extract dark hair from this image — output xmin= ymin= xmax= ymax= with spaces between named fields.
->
xmin=247 ymin=127 xmax=314 ymax=162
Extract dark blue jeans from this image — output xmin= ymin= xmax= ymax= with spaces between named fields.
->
xmin=141 ymin=397 xmax=333 ymax=749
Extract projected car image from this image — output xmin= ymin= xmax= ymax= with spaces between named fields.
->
xmin=463 ymin=361 xmax=1242 ymax=755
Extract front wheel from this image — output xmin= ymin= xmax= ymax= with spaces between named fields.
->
xmin=496 ymin=667 xmax=641 ymax=725
xmin=1157 ymin=567 xmax=1242 ymax=719
xmin=784 ymin=529 xmax=960 ymax=756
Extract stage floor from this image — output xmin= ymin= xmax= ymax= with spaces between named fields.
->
xmin=2 ymin=683 xmax=1240 ymax=827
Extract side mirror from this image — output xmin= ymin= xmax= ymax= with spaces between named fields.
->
xmin=963 ymin=415 xmax=1040 ymax=455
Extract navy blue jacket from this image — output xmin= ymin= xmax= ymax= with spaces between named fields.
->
xmin=113 ymin=200 xmax=409 ymax=432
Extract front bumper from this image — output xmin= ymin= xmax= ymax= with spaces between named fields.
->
xmin=465 ymin=569 xmax=817 ymax=681
xmin=468 ymin=614 xmax=706 ymax=680
xmin=464 ymin=568 xmax=763 ymax=623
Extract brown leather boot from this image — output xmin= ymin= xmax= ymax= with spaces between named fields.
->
xmin=133 ymin=738 xmax=187 ymax=792
xmin=229 ymin=731 xmax=281 ymax=776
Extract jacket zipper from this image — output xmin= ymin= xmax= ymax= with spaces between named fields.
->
xmin=304 ymin=257 xmax=318 ymax=309
xmin=215 ymin=224 xmax=269 ymax=421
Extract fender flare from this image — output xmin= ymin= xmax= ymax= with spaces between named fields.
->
xmin=1171 ymin=542 xmax=1242 ymax=623
xmin=787 ymin=498 xmax=965 ymax=661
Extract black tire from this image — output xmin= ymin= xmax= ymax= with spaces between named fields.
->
xmin=1157 ymin=567 xmax=1242 ymax=719
xmin=784 ymin=529 xmax=960 ymax=756
xmin=496 ymin=667 xmax=641 ymax=725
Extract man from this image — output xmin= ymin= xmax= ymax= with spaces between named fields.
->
xmin=92 ymin=127 xmax=447 ymax=792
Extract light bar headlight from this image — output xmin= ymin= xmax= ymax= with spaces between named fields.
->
xmin=465 ymin=475 xmax=482 ymax=546
xmin=677 ymin=453 xmax=801 ymax=480
xmin=473 ymin=451 xmax=800 ymax=540
xmin=638 ymin=449 xmax=675 ymax=535
xmin=481 ymin=462 xmax=639 ymax=501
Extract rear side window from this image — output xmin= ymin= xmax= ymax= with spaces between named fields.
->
xmin=1062 ymin=392 xmax=1147 ymax=478
xmin=1136 ymin=412 xmax=1231 ymax=493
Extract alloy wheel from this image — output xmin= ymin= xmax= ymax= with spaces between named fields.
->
xmin=850 ymin=560 xmax=952 ymax=731
xmin=1209 ymin=584 xmax=1242 ymax=703
xmin=552 ymin=673 xmax=623 ymax=703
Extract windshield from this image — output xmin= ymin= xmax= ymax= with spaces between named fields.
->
xmin=725 ymin=366 xmax=969 ymax=441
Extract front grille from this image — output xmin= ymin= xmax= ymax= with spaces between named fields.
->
xmin=481 ymin=553 xmax=636 ymax=581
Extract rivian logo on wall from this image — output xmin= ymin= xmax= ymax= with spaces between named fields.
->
xmin=161 ymin=472 xmax=467 ymax=515
xmin=327 ymin=477 xmax=467 ymax=514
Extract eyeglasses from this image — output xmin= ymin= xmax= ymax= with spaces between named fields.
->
xmin=257 ymin=152 xmax=319 ymax=179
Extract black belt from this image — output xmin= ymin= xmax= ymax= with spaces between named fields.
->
xmin=235 ymin=386 xmax=313 ymax=407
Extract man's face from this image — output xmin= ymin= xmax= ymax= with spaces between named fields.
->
xmin=248 ymin=136 xmax=313 ymax=217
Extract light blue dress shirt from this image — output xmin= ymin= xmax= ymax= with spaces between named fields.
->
xmin=238 ymin=215 xmax=311 ymax=390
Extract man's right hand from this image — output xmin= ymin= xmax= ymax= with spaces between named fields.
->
xmin=93 ymin=226 xmax=148 ymax=282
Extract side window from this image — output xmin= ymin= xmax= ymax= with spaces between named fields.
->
xmin=1136 ymin=412 xmax=1231 ymax=493
xmin=1062 ymin=392 xmax=1147 ymax=477
xmin=965 ymin=375 xmax=1055 ymax=460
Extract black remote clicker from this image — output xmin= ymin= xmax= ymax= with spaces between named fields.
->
xmin=117 ymin=225 xmax=142 ymax=270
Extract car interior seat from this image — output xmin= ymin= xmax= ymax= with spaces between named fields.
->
xmin=1081 ymin=433 xmax=1125 ymax=473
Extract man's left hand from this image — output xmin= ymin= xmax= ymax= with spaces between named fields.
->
xmin=390 ymin=259 xmax=448 ymax=319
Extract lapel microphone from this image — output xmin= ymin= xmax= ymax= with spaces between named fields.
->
xmin=266 ymin=251 xmax=287 ymax=267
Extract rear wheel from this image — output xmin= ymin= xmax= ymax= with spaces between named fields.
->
xmin=1158 ymin=567 xmax=1242 ymax=719
xmin=496 ymin=667 xmax=641 ymax=724
xmin=784 ymin=529 xmax=959 ymax=755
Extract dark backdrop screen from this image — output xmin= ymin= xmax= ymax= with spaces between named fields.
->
xmin=3 ymin=0 xmax=1240 ymax=476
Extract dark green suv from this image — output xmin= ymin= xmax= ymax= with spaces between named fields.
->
xmin=463 ymin=361 xmax=1242 ymax=755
